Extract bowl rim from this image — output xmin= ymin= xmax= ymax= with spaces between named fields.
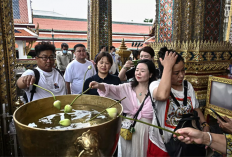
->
xmin=13 ymin=95 xmax=123 ymax=131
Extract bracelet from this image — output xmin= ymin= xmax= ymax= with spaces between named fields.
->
xmin=206 ymin=132 xmax=212 ymax=147
xmin=123 ymin=66 xmax=129 ymax=70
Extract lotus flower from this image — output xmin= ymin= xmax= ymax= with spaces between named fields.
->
xmin=64 ymin=104 xmax=72 ymax=113
xmin=82 ymin=65 xmax=92 ymax=92
xmin=59 ymin=119 xmax=71 ymax=126
xmin=106 ymin=108 xmax=118 ymax=118
xmin=53 ymin=100 xmax=61 ymax=110
xmin=33 ymin=84 xmax=61 ymax=110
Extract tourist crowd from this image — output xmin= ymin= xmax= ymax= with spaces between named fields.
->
xmin=17 ymin=41 xmax=232 ymax=157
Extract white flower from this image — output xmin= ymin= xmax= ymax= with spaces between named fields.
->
xmin=88 ymin=65 xmax=92 ymax=70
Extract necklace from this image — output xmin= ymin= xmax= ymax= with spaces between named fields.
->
xmin=139 ymin=92 xmax=142 ymax=96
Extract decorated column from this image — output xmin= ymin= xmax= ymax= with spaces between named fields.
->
xmin=150 ymin=0 xmax=232 ymax=105
xmin=87 ymin=0 xmax=112 ymax=59
xmin=0 ymin=0 xmax=17 ymax=155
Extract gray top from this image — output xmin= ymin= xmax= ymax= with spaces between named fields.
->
xmin=56 ymin=52 xmax=72 ymax=71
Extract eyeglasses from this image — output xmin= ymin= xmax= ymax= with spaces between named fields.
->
xmin=37 ymin=56 xmax=55 ymax=61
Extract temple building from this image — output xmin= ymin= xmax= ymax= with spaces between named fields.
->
xmin=1 ymin=0 xmax=232 ymax=156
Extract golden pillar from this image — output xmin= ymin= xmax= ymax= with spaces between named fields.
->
xmin=87 ymin=0 xmax=112 ymax=59
xmin=0 ymin=0 xmax=17 ymax=155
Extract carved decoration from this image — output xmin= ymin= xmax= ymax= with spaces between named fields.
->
xmin=205 ymin=76 xmax=232 ymax=118
xmin=74 ymin=130 xmax=101 ymax=157
xmin=0 ymin=0 xmax=17 ymax=155
xmin=27 ymin=23 xmax=39 ymax=35
xmin=87 ymin=0 xmax=112 ymax=59
xmin=195 ymin=90 xmax=207 ymax=100
xmin=116 ymin=39 xmax=131 ymax=65
xmin=0 ymin=0 xmax=17 ymax=110
xmin=24 ymin=23 xmax=39 ymax=55
xmin=184 ymin=75 xmax=210 ymax=89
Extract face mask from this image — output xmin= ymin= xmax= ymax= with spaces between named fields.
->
xmin=63 ymin=50 xmax=67 ymax=54
xmin=112 ymin=52 xmax=115 ymax=55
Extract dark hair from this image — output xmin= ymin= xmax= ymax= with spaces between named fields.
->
xmin=158 ymin=46 xmax=184 ymax=78
xmin=139 ymin=46 xmax=155 ymax=58
xmin=132 ymin=50 xmax=140 ymax=60
xmin=86 ymin=52 xmax=90 ymax=60
xmin=131 ymin=59 xmax=158 ymax=88
xmin=110 ymin=46 xmax=115 ymax=50
xmin=100 ymin=46 xmax=106 ymax=50
xmin=35 ymin=42 xmax=56 ymax=56
xmin=74 ymin=44 xmax=85 ymax=52
xmin=96 ymin=52 xmax=113 ymax=66
xmin=61 ymin=43 xmax=69 ymax=49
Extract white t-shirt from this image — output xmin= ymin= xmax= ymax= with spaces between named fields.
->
xmin=64 ymin=60 xmax=96 ymax=94
xmin=22 ymin=67 xmax=66 ymax=102
xmin=149 ymin=79 xmax=199 ymax=152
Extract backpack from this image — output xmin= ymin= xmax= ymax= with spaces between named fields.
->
xmin=23 ymin=68 xmax=63 ymax=103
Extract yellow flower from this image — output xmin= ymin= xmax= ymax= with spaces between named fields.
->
xmin=88 ymin=65 xmax=92 ymax=70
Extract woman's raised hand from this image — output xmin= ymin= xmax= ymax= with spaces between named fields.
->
xmin=159 ymin=51 xmax=178 ymax=69
xmin=89 ymin=81 xmax=99 ymax=89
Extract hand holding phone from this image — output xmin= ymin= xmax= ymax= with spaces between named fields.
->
xmin=210 ymin=108 xmax=227 ymax=123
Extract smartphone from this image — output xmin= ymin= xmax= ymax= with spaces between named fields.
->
xmin=210 ymin=108 xmax=227 ymax=122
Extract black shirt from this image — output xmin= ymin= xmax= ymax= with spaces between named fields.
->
xmin=126 ymin=67 xmax=135 ymax=80
xmin=83 ymin=73 xmax=121 ymax=95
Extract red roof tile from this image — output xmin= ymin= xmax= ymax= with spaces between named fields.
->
xmin=33 ymin=18 xmax=151 ymax=34
xmin=33 ymin=18 xmax=88 ymax=31
xmin=15 ymin=29 xmax=33 ymax=36
xmin=14 ymin=0 xmax=29 ymax=24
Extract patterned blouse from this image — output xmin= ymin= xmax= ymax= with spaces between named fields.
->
xmin=226 ymin=134 xmax=232 ymax=157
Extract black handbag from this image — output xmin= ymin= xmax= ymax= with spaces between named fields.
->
xmin=151 ymin=80 xmax=207 ymax=157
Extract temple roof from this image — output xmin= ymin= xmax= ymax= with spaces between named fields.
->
xmin=14 ymin=27 xmax=38 ymax=41
xmin=32 ymin=15 xmax=151 ymax=49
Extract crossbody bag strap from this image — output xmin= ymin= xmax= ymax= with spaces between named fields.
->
xmin=148 ymin=92 xmax=163 ymax=136
xmin=130 ymin=93 xmax=149 ymax=128
xmin=183 ymin=80 xmax=188 ymax=106
xmin=151 ymin=80 xmax=189 ymax=138
xmin=170 ymin=80 xmax=188 ymax=106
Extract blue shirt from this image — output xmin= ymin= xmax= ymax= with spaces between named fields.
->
xmin=83 ymin=73 xmax=121 ymax=95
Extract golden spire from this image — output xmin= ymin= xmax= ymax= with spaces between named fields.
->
xmin=119 ymin=38 xmax=128 ymax=50
xmin=116 ymin=39 xmax=132 ymax=64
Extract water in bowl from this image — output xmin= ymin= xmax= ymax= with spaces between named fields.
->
xmin=22 ymin=104 xmax=112 ymax=130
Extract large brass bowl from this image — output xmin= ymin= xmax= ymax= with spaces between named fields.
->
xmin=13 ymin=95 xmax=123 ymax=156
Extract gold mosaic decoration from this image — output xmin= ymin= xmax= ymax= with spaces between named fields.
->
xmin=87 ymin=0 xmax=112 ymax=60
xmin=0 ymin=0 xmax=17 ymax=111
xmin=150 ymin=40 xmax=232 ymax=93
xmin=0 ymin=0 xmax=17 ymax=155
